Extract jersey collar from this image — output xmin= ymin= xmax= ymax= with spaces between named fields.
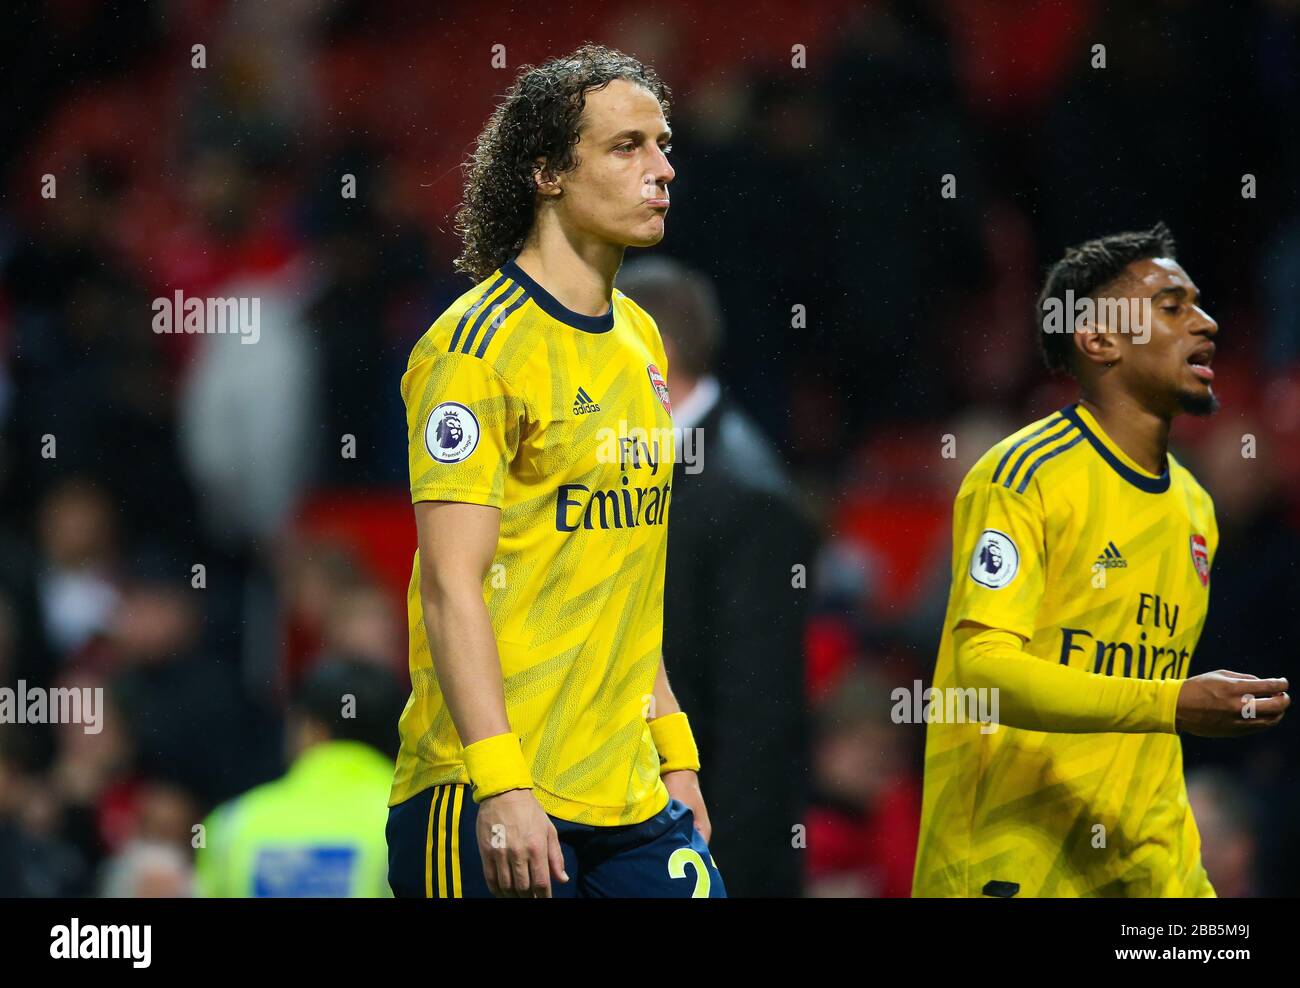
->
xmin=501 ymin=258 xmax=615 ymax=334
xmin=1061 ymin=403 xmax=1171 ymax=494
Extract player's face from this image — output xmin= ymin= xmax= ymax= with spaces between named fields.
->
xmin=557 ymin=79 xmax=674 ymax=248
xmin=1110 ymin=258 xmax=1219 ymax=416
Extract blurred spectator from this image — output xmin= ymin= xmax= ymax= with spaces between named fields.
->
xmin=2 ymin=172 xmax=198 ymax=543
xmin=278 ymin=538 xmax=374 ymax=686
xmin=129 ymin=781 xmax=203 ymax=852
xmin=1186 ymin=768 xmax=1260 ymax=899
xmin=107 ymin=579 xmax=278 ymax=805
xmin=177 ymin=271 xmax=320 ymax=547
xmin=304 ymin=144 xmax=431 ymax=489
xmin=36 ymin=478 xmax=120 ymax=661
xmin=0 ymin=725 xmax=88 ymax=896
xmin=320 ymin=583 xmax=403 ymax=674
xmin=194 ymin=658 xmax=403 ymax=898
xmin=805 ymin=665 xmax=920 ymax=898
xmin=99 ymin=839 xmax=194 ymax=898
xmin=46 ymin=667 xmax=129 ymax=874
xmin=0 ymin=523 xmax=55 ymax=690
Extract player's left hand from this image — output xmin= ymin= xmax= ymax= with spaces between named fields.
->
xmin=662 ymin=769 xmax=712 ymax=844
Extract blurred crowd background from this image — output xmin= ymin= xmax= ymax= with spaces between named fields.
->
xmin=2 ymin=0 xmax=1300 ymax=897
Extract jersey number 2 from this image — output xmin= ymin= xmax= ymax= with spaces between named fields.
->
xmin=668 ymin=847 xmax=711 ymax=898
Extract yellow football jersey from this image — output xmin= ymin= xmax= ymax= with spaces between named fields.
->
xmin=913 ymin=402 xmax=1219 ymax=897
xmin=388 ymin=258 xmax=676 ymax=826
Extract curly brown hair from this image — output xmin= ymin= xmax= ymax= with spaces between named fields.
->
xmin=453 ymin=43 xmax=672 ymax=282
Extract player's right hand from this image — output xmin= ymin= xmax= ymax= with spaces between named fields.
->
xmin=1175 ymin=670 xmax=1290 ymax=737
xmin=476 ymin=788 xmax=569 ymax=898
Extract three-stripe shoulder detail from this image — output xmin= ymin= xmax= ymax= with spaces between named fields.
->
xmin=990 ymin=414 xmax=1084 ymax=494
xmin=447 ymin=274 xmax=531 ymax=359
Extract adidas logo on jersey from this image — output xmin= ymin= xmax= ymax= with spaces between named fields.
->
xmin=1095 ymin=541 xmax=1127 ymax=569
xmin=572 ymin=387 xmax=601 ymax=415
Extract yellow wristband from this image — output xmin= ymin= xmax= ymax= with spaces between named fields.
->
xmin=462 ymin=732 xmax=533 ymax=802
xmin=649 ymin=711 xmax=700 ymax=774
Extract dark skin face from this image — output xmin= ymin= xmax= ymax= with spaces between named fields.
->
xmin=1074 ymin=257 xmax=1219 ymax=420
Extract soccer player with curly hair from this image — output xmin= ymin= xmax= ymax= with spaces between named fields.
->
xmin=385 ymin=44 xmax=725 ymax=898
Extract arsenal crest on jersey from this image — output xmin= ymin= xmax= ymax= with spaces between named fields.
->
xmin=646 ymin=363 xmax=672 ymax=415
xmin=1189 ymin=534 xmax=1210 ymax=587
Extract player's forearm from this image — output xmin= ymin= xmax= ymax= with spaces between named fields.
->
xmin=421 ymin=584 xmax=513 ymax=746
xmin=954 ymin=624 xmax=1183 ymax=734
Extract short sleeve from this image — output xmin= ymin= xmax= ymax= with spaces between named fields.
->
xmin=948 ymin=479 xmax=1047 ymax=641
xmin=402 ymin=351 xmax=529 ymax=507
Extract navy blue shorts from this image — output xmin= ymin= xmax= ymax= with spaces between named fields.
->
xmin=387 ymin=785 xmax=727 ymax=898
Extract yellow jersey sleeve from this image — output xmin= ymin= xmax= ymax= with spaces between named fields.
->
xmin=955 ymin=625 xmax=1183 ymax=734
xmin=949 ymin=479 xmax=1047 ymax=640
xmin=402 ymin=351 xmax=530 ymax=507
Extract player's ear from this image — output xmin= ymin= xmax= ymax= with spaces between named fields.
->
xmin=533 ymin=157 xmax=562 ymax=198
xmin=1075 ymin=318 xmax=1120 ymax=370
